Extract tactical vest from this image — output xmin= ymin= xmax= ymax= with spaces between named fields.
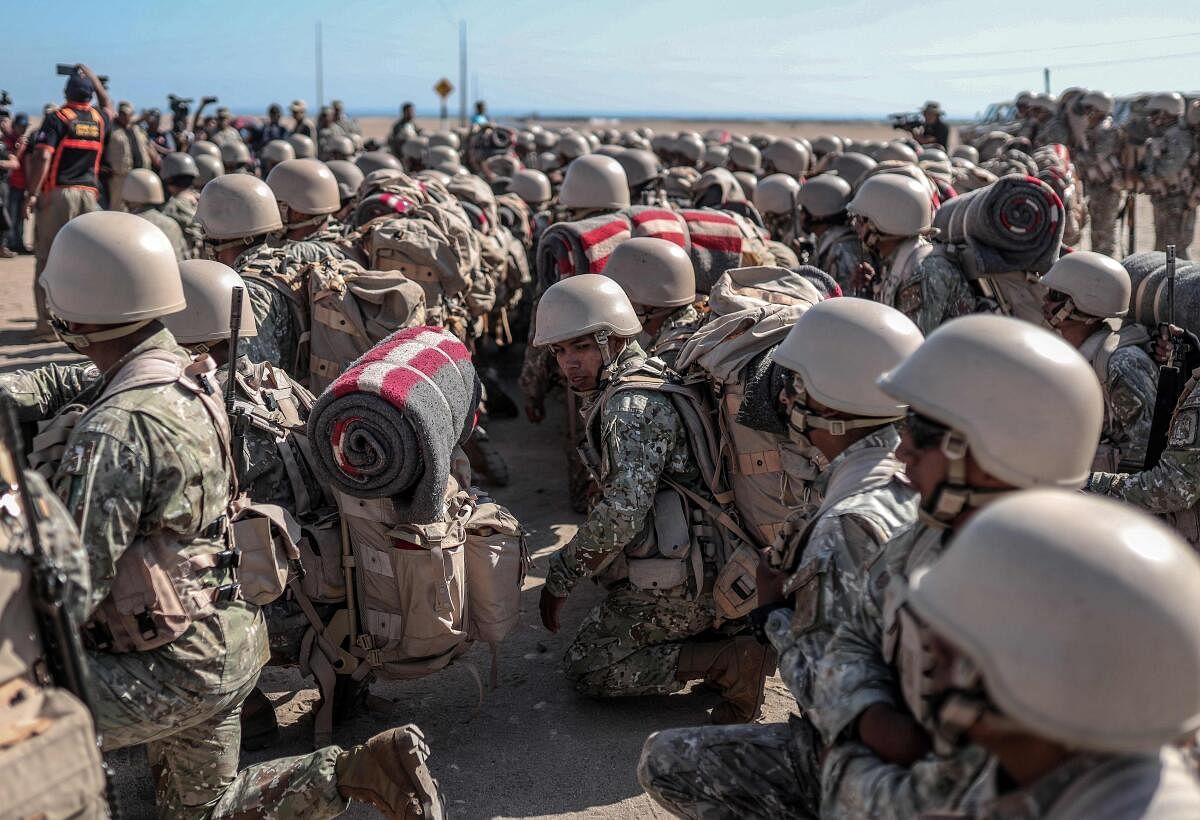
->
xmin=878 ymin=237 xmax=933 ymax=307
xmin=69 ymin=351 xmax=241 ymax=653
xmin=1079 ymin=323 xmax=1152 ymax=471
xmin=239 ymin=244 xmax=314 ymax=378
xmin=579 ymin=358 xmax=744 ymax=597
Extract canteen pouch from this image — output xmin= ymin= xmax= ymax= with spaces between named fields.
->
xmin=713 ymin=543 xmax=761 ymax=620
xmin=231 ymin=502 xmax=302 ymax=606
xmin=0 ymin=680 xmax=107 ymax=819
xmin=464 ymin=499 xmax=529 ymax=644
xmin=627 ymin=557 xmax=690 ymax=592
xmin=653 ymin=489 xmax=691 ymax=559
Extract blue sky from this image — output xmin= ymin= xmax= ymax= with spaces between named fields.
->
xmin=3 ymin=1 xmax=1200 ymax=119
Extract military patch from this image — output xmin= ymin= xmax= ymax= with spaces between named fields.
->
xmin=897 ymin=283 xmax=923 ymax=317
xmin=61 ymin=442 xmax=94 ymax=476
xmin=786 ymin=562 xmax=822 ymax=635
xmin=1170 ymin=410 xmax=1198 ymax=448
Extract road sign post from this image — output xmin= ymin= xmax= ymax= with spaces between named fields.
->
xmin=435 ymin=77 xmax=454 ymax=128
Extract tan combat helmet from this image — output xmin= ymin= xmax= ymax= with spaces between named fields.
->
xmin=428 ymin=131 xmax=460 ymax=150
xmin=426 ymin=145 xmax=461 ymax=175
xmin=401 ymin=136 xmax=430 ymax=163
xmin=602 ymin=238 xmax=696 ymax=309
xmin=674 ymin=133 xmax=705 ymax=165
xmin=164 ymin=259 xmax=259 ymax=345
xmin=733 ymin=171 xmax=757 ymax=200
xmin=1080 ymin=90 xmax=1114 ymax=115
xmin=559 ymin=155 xmax=631 ymax=212
xmin=265 ymin=158 xmax=341 ymax=221
xmin=753 ymin=173 xmax=801 ymax=217
xmin=774 ymin=298 xmax=923 ymax=429
xmin=532 ymin=273 xmax=642 ymax=351
xmin=327 ymin=134 xmax=355 ymax=160
xmin=877 ymin=141 xmax=919 ymax=165
xmin=614 ymin=149 xmax=662 ymax=189
xmin=123 ymin=168 xmax=166 ymax=206
xmin=878 ymin=315 xmax=1103 ymax=519
xmin=195 ymin=153 xmax=224 ymax=187
xmin=260 ymin=139 xmax=296 ymax=166
xmin=796 ymin=173 xmax=852 ymax=219
xmin=356 ymin=150 xmax=403 ymax=175
xmin=220 ymin=140 xmax=252 ymax=170
xmin=196 ymin=174 xmax=284 ymax=242
xmin=556 ymin=132 xmax=591 ymax=163
xmin=727 ymin=141 xmax=761 ymax=173
xmin=326 ymin=159 xmax=365 ymax=202
xmin=950 ymin=145 xmax=979 ymax=163
xmin=762 ymin=138 xmax=810 ymax=177
xmin=1041 ymin=251 xmax=1130 ymax=323
xmin=161 ymin=152 xmax=199 ymax=182
xmin=287 ymin=133 xmax=317 ymax=159
xmin=1188 ymin=101 xmax=1200 ymax=129
xmin=189 ymin=139 xmax=221 ymax=160
xmin=810 ymin=135 xmax=843 ymax=158
xmin=1146 ymin=91 xmax=1185 ymax=118
xmin=827 ymin=152 xmax=877 ymax=188
xmin=847 ymin=173 xmax=932 ymax=237
xmin=908 ymin=489 xmax=1200 ymax=754
xmin=40 ymin=211 xmax=185 ymax=346
xmin=701 ymin=144 xmax=729 ymax=169
xmin=509 ymin=169 xmax=552 ymax=208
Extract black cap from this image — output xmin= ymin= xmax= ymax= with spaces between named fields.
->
xmin=64 ymin=69 xmax=94 ymax=102
xmin=14 ymin=112 xmax=28 ymax=126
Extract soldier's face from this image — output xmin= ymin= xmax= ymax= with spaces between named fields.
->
xmin=550 ymin=337 xmax=606 ymax=391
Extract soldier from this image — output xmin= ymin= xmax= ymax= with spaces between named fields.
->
xmin=727 ymin=142 xmax=761 ymax=175
xmin=753 ymin=173 xmax=802 ymax=247
xmin=811 ymin=315 xmax=1103 ymax=819
xmin=161 ymin=152 xmax=205 ymax=258
xmin=798 ymin=173 xmax=860 ymax=293
xmin=509 ymin=168 xmax=553 ymax=213
xmin=761 ymin=138 xmax=810 ymax=179
xmin=850 ymin=173 xmax=975 ymax=334
xmin=1141 ymin=92 xmax=1195 ymax=258
xmin=326 ymin=158 xmax=365 ymax=221
xmin=259 ymin=103 xmax=290 ymax=147
xmin=614 ymin=148 xmax=666 ymax=206
xmin=1042 ymin=251 xmax=1156 ymax=470
xmin=259 ymin=139 xmax=295 ymax=177
xmin=210 ymin=107 xmax=243 ymax=147
xmin=289 ymin=100 xmax=315 ymax=139
xmin=535 ymin=275 xmax=772 ymax=723
xmin=1074 ymin=90 xmax=1125 ymax=256
xmin=103 ymin=100 xmax=156 ymax=212
xmin=331 ymin=99 xmax=361 ymax=138
xmin=221 ymin=140 xmax=253 ymax=175
xmin=639 ymin=298 xmax=923 ymax=818
xmin=1 ymin=211 xmax=443 ymax=819
xmin=601 ymin=238 xmax=702 ymax=368
xmin=900 ymin=491 xmax=1200 ymax=816
xmin=121 ymin=167 xmax=188 ymax=261
xmin=264 ymin=158 xmax=348 ymax=252
xmin=1023 ymin=93 xmax=1058 ymax=145
xmin=286 ymin=132 xmax=317 ymax=160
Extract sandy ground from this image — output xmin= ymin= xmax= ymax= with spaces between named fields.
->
xmin=0 ymin=122 xmax=1189 ymax=817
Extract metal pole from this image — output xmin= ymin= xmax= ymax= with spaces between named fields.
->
xmin=459 ymin=20 xmax=467 ymax=127
xmin=1043 ymin=67 xmax=1050 ymax=94
xmin=316 ymin=21 xmax=324 ymax=109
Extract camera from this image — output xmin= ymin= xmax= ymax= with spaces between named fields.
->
xmin=889 ymin=112 xmax=923 ymax=133
xmin=0 ymin=90 xmax=12 ymax=108
xmin=55 ymin=64 xmax=109 ymax=88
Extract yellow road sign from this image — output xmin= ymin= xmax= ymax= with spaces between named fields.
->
xmin=434 ymin=78 xmax=454 ymax=99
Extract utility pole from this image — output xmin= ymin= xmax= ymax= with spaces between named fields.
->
xmin=1043 ymin=67 xmax=1050 ymax=95
xmin=316 ymin=21 xmax=325 ymax=109
xmin=459 ymin=20 xmax=468 ymax=127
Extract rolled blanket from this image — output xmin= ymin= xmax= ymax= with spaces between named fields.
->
xmin=309 ymin=326 xmax=480 ymax=524
xmin=625 ymin=206 xmax=689 ymax=248
xmin=534 ymin=213 xmax=632 ymax=292
xmin=679 ymin=208 xmax=746 ymax=293
xmin=933 ymin=173 xmax=1064 ymax=276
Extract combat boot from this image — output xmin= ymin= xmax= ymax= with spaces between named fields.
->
xmin=336 ymin=724 xmax=445 ymax=820
xmin=676 ymin=636 xmax=776 ymax=724
xmin=239 ymin=685 xmax=280 ymax=751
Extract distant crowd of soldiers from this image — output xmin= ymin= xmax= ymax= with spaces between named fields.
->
xmin=4 ymin=63 xmax=1200 ymax=820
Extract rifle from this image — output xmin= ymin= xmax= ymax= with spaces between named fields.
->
xmin=226 ymin=286 xmax=250 ymax=475
xmin=1144 ymin=245 xmax=1184 ymax=468
xmin=0 ymin=400 xmax=119 ymax=816
xmin=1126 ymin=183 xmax=1137 ymax=256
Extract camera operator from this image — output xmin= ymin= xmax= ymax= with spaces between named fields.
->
xmin=2 ymin=109 xmax=31 ymax=255
xmin=143 ymin=107 xmax=175 ymax=156
xmin=915 ymin=100 xmax=949 ymax=148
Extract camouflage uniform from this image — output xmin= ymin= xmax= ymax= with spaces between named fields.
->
xmin=1089 ymin=368 xmax=1200 ymax=548
xmin=877 ymin=240 xmax=977 ymax=336
xmin=1076 ymin=119 xmax=1125 ymax=257
xmin=1033 ymin=116 xmax=1071 ymax=149
xmin=970 ymin=750 xmax=1200 ymax=819
xmin=1143 ymin=122 xmax=1196 ymax=258
xmin=645 ymin=303 xmax=704 ymax=370
xmin=1080 ymin=329 xmax=1158 ymax=469
xmin=135 ymin=207 xmax=189 ymax=262
xmin=814 ymin=225 xmax=862 ymax=296
xmin=638 ymin=425 xmax=916 ymax=820
xmin=163 ymin=189 xmax=204 ymax=259
xmin=548 ymin=343 xmax=717 ymax=696
xmin=807 ymin=522 xmax=996 ymax=819
xmin=211 ymin=126 xmax=243 ymax=148
xmin=0 ymin=329 xmax=351 ymax=820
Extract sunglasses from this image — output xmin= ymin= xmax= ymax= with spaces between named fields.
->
xmin=904 ymin=410 xmax=950 ymax=450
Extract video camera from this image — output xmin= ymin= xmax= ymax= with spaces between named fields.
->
xmin=56 ymin=64 xmax=109 ymax=88
xmin=889 ymin=112 xmax=923 ymax=133
xmin=167 ymin=93 xmax=193 ymax=124
xmin=0 ymin=90 xmax=12 ymax=109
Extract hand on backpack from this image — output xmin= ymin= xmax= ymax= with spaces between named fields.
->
xmin=540 ymin=587 xmax=566 ymax=633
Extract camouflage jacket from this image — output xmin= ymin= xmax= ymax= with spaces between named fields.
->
xmin=1082 ymin=328 xmax=1158 ymax=468
xmin=816 ymin=224 xmax=862 ymax=296
xmin=1076 ymin=120 xmax=1125 ymax=188
xmin=135 ymin=208 xmax=188 ymax=262
xmin=161 ymin=189 xmax=203 ymax=258
xmin=763 ymin=425 xmax=917 ymax=713
xmin=544 ymin=343 xmax=701 ymax=597
xmin=1090 ymin=367 xmax=1200 ymax=515
xmin=1034 ymin=116 xmax=1072 ymax=149
xmin=645 ymin=304 xmax=703 ymax=370
xmin=0 ymin=329 xmax=267 ymax=694
xmin=1142 ymin=123 xmax=1194 ymax=195
xmin=881 ymin=240 xmax=977 ymax=337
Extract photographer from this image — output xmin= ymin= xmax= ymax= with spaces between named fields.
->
xmin=23 ymin=62 xmax=113 ymax=338
xmin=2 ymin=110 xmax=30 ymax=255
xmin=142 ymin=107 xmax=175 ymax=156
xmin=915 ymin=100 xmax=949 ymax=148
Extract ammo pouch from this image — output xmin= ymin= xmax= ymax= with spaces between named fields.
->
xmin=297 ymin=513 xmax=347 ymax=603
xmin=83 ymin=527 xmax=239 ymax=653
xmin=230 ymin=500 xmax=302 ymax=606
xmin=623 ymin=487 xmax=715 ymax=596
xmin=712 ymin=543 xmax=762 ymax=620
xmin=28 ymin=405 xmax=87 ymax=481
xmin=464 ymin=497 xmax=529 ymax=645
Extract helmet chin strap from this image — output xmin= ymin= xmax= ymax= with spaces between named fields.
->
xmin=280 ymin=203 xmax=328 ymax=231
xmin=1046 ymin=295 xmax=1095 ymax=328
xmin=51 ymin=317 xmax=153 ymax=350
xmin=786 ymin=379 xmax=903 ymax=437
xmin=920 ymin=430 xmax=1012 ymax=525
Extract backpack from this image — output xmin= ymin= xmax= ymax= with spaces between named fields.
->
xmin=0 ymin=472 xmax=108 ymax=819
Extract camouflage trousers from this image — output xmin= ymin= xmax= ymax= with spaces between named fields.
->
xmin=1152 ymin=192 xmax=1196 ymax=259
xmin=638 ymin=716 xmax=822 ymax=819
xmin=1086 ymin=185 xmax=1121 ymax=257
xmin=564 ymin=587 xmax=716 ymax=696
xmin=90 ymin=653 xmax=348 ymax=819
